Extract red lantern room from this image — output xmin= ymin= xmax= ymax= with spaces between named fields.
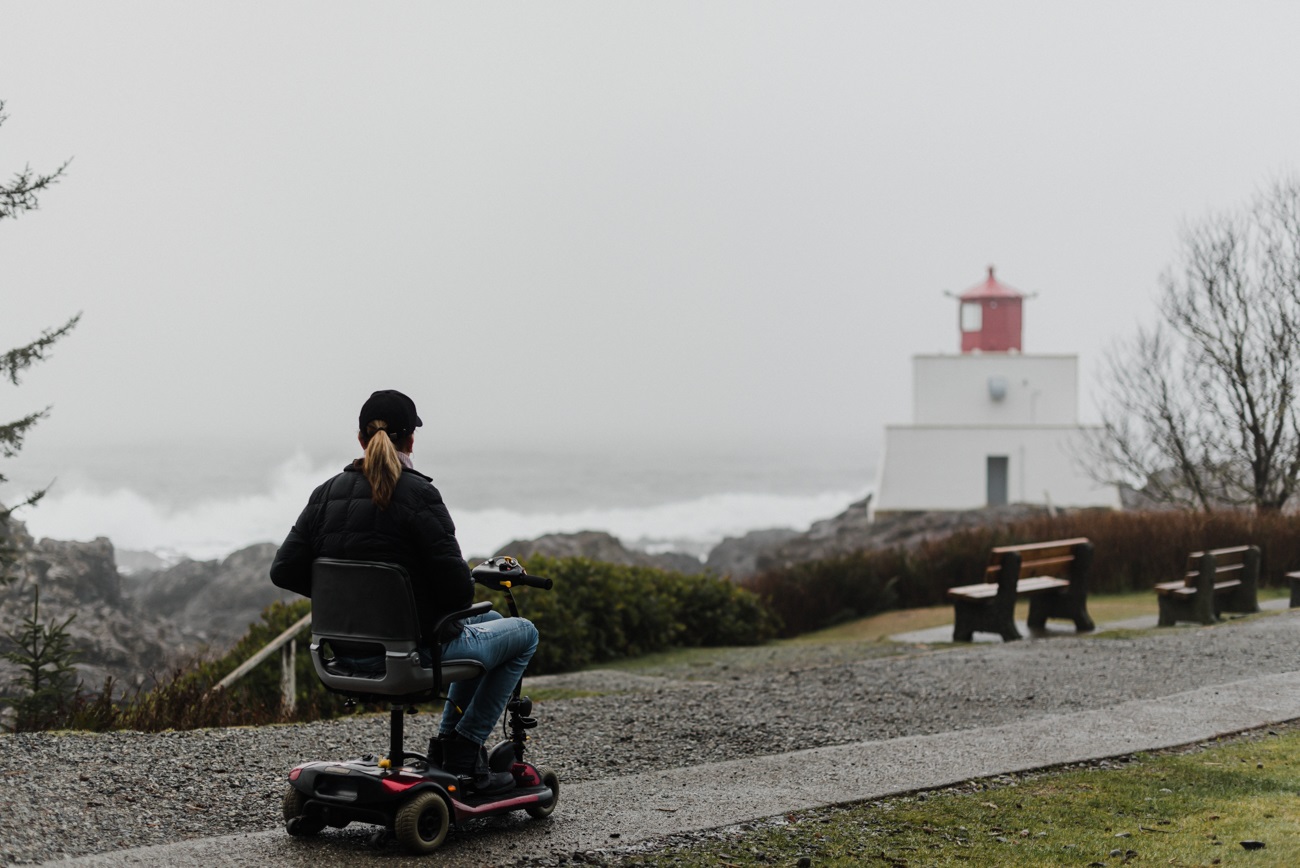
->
xmin=958 ymin=266 xmax=1024 ymax=353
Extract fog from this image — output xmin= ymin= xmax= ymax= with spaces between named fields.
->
xmin=4 ymin=0 xmax=1299 ymax=477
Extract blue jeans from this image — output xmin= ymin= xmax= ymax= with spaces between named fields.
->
xmin=437 ymin=611 xmax=539 ymax=746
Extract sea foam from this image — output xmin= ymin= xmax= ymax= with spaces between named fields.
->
xmin=18 ymin=452 xmax=865 ymax=564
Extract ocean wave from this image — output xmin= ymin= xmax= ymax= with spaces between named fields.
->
xmin=18 ymin=452 xmax=864 ymax=563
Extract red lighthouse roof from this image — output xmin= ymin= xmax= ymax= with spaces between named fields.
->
xmin=957 ymin=265 xmax=1025 ymax=353
xmin=959 ymin=266 xmax=1025 ymax=301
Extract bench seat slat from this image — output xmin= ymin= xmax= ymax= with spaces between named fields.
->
xmin=1155 ymin=579 xmax=1242 ymax=597
xmin=1185 ymin=562 xmax=1244 ymax=582
xmin=1018 ymin=555 xmax=1076 ymax=573
xmin=949 ymin=576 xmax=1069 ymax=601
xmin=990 ymin=537 xmax=1090 ymax=555
xmin=1189 ymin=545 xmax=1253 ymax=559
xmin=987 ymin=555 xmax=1075 ymax=578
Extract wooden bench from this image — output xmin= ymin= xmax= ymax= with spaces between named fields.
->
xmin=947 ymin=538 xmax=1096 ymax=642
xmin=1155 ymin=545 xmax=1260 ymax=626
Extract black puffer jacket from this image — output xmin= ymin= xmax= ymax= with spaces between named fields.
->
xmin=269 ymin=462 xmax=474 ymax=644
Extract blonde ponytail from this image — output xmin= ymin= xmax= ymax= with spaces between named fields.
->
xmin=362 ymin=420 xmax=403 ymax=508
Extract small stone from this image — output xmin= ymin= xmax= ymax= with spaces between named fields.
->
xmin=797 ymin=858 xmax=812 ymax=868
xmin=1115 ymin=831 xmax=1131 ymax=838
xmin=1240 ymin=840 xmax=1266 ymax=850
xmin=1110 ymin=849 xmax=1123 ymax=857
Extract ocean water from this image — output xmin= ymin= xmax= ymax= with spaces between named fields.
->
xmin=2 ymin=439 xmax=874 ymax=564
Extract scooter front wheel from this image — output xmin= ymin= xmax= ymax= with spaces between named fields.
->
xmin=395 ymin=790 xmax=450 ymax=854
xmin=526 ymin=767 xmax=560 ymax=819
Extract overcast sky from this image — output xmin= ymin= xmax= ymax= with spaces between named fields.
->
xmin=4 ymin=1 xmax=1300 ymax=468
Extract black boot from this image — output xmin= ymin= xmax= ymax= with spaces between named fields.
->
xmin=440 ymin=733 xmax=514 ymax=796
xmin=427 ymin=733 xmax=450 ymax=768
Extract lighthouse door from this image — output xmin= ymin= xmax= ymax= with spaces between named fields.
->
xmin=986 ymin=456 xmax=1009 ymax=506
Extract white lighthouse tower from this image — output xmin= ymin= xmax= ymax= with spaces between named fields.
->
xmin=874 ymin=268 xmax=1119 ymax=514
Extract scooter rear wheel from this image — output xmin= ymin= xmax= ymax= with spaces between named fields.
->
xmin=394 ymin=790 xmax=450 ymax=854
xmin=526 ymin=767 xmax=560 ymax=819
xmin=282 ymin=787 xmax=325 ymax=836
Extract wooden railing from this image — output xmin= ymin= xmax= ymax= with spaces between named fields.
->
xmin=212 ymin=612 xmax=312 ymax=711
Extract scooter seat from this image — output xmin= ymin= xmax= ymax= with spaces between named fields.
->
xmin=319 ymin=649 xmax=485 ymax=684
xmin=309 ymin=559 xmax=492 ymax=700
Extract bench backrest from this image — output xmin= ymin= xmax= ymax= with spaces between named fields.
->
xmin=1183 ymin=545 xmax=1260 ymax=587
xmin=986 ymin=537 xmax=1091 ymax=582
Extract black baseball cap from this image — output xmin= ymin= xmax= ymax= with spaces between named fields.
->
xmin=358 ymin=390 xmax=423 ymax=437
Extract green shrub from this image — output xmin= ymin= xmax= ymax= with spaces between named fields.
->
xmin=499 ymin=555 xmax=778 ymax=674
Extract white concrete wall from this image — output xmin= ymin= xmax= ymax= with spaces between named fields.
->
xmin=875 ymin=424 xmax=1121 ymax=511
xmin=913 ymin=354 xmax=1078 ymax=426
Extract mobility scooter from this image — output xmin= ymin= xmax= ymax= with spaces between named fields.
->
xmin=281 ymin=555 xmax=558 ymax=854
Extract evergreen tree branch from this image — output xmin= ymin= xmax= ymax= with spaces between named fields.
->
xmin=1 ymin=314 xmax=81 ymax=386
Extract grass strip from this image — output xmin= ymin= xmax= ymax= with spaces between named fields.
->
xmin=612 ymin=725 xmax=1300 ymax=867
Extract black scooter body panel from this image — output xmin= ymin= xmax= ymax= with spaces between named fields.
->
xmin=289 ymin=757 xmax=553 ymax=828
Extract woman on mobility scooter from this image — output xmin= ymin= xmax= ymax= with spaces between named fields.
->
xmin=270 ymin=389 xmax=538 ymax=796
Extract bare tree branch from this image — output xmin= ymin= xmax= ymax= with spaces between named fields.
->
xmin=1087 ymin=177 xmax=1300 ymax=512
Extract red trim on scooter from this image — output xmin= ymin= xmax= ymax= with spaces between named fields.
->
xmin=450 ymin=791 xmax=545 ymax=822
xmin=379 ymin=774 xmax=424 ymax=794
xmin=512 ymin=763 xmax=541 ymax=787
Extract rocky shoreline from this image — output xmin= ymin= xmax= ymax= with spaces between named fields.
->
xmin=1 ymin=500 xmax=1071 ymax=696
xmin=3 ymin=610 xmax=1298 ymax=865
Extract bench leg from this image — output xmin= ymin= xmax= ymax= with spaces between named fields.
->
xmin=952 ymin=600 xmax=1019 ymax=642
xmin=1157 ymin=595 xmax=1175 ymax=627
xmin=1193 ymin=588 xmax=1216 ymax=625
xmin=1219 ymin=584 xmax=1259 ymax=617
xmin=1027 ymin=592 xmax=1094 ymax=633
xmin=1026 ymin=599 xmax=1046 ymax=631
xmin=952 ymin=603 xmax=974 ymax=643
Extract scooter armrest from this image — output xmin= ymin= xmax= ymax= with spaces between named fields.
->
xmin=432 ymin=600 xmax=493 ymax=638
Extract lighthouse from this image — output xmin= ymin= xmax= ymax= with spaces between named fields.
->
xmin=874 ymin=268 xmax=1119 ymax=514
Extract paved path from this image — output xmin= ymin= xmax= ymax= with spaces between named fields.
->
xmin=45 ymin=667 xmax=1300 ymax=867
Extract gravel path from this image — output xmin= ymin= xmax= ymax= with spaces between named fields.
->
xmin=4 ymin=611 xmax=1299 ymax=866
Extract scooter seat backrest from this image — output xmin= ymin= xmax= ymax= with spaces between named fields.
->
xmin=309 ymin=558 xmax=482 ymax=700
xmin=311 ymin=558 xmax=422 ymax=644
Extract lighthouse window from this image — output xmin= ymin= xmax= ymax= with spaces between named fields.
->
xmin=961 ymin=302 xmax=982 ymax=332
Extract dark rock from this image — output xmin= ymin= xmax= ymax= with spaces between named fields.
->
xmin=705 ymin=528 xmax=800 ymax=578
xmin=0 ymin=528 xmax=188 ymax=695
xmin=123 ymin=543 xmax=292 ymax=650
xmin=495 ymin=531 xmax=704 ymax=575
xmin=708 ymin=499 xmax=1070 ymax=579
xmin=25 ymin=536 xmax=123 ymax=607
